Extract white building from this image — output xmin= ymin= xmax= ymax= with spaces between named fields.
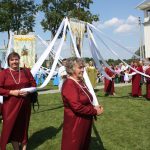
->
xmin=137 ymin=0 xmax=150 ymax=59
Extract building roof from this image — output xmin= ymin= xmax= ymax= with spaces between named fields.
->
xmin=136 ymin=0 xmax=150 ymax=10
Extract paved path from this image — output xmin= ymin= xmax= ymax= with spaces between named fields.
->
xmin=38 ymin=83 xmax=131 ymax=95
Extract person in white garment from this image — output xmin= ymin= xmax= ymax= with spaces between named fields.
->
xmin=58 ymin=59 xmax=67 ymax=91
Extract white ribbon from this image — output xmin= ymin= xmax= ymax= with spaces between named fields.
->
xmin=90 ymin=26 xmax=150 ymax=78
xmin=87 ymin=25 xmax=116 ymax=74
xmin=88 ymin=23 xmax=150 ymax=64
xmin=67 ymin=18 xmax=99 ymax=106
xmin=87 ymin=26 xmax=112 ymax=80
xmin=20 ymin=87 xmax=37 ymax=93
xmin=36 ymin=34 xmax=63 ymax=66
xmin=37 ymin=18 xmax=68 ymax=89
xmin=31 ymin=18 xmax=65 ymax=77
xmin=87 ymin=26 xmax=116 ymax=74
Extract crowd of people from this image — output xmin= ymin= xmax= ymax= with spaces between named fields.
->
xmin=0 ymin=52 xmax=150 ymax=150
xmin=85 ymin=60 xmax=150 ymax=99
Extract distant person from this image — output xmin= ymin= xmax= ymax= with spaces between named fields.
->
xmin=0 ymin=52 xmax=36 ymax=150
xmin=124 ymin=69 xmax=129 ymax=83
xmin=129 ymin=60 xmax=143 ymax=97
xmin=104 ymin=66 xmax=115 ymax=96
xmin=61 ymin=57 xmax=103 ymax=150
xmin=120 ymin=63 xmax=126 ymax=83
xmin=145 ymin=64 xmax=150 ymax=100
xmin=114 ymin=65 xmax=121 ymax=83
xmin=86 ymin=60 xmax=97 ymax=88
xmin=58 ymin=59 xmax=67 ymax=91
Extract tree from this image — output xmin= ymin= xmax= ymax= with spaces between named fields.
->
xmin=0 ymin=0 xmax=37 ymax=40
xmin=40 ymin=0 xmax=99 ymax=38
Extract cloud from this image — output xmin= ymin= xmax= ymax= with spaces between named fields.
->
xmin=114 ymin=16 xmax=138 ymax=33
xmin=93 ymin=15 xmax=139 ymax=33
xmin=126 ymin=15 xmax=138 ymax=24
xmin=104 ymin=17 xmax=123 ymax=27
xmin=114 ymin=24 xmax=133 ymax=33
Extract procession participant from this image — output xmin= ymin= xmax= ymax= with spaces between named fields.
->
xmin=104 ymin=66 xmax=115 ymax=96
xmin=61 ymin=57 xmax=103 ymax=150
xmin=0 ymin=52 xmax=36 ymax=150
xmin=86 ymin=60 xmax=97 ymax=88
xmin=129 ymin=60 xmax=143 ymax=97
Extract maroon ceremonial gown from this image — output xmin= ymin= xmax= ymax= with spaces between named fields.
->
xmin=104 ymin=68 xmax=115 ymax=95
xmin=0 ymin=68 xmax=36 ymax=150
xmin=145 ymin=67 xmax=150 ymax=99
xmin=130 ymin=66 xmax=143 ymax=97
xmin=61 ymin=78 xmax=97 ymax=150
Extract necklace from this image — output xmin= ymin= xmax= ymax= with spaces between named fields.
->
xmin=69 ymin=76 xmax=92 ymax=103
xmin=69 ymin=76 xmax=87 ymax=88
xmin=9 ymin=68 xmax=21 ymax=84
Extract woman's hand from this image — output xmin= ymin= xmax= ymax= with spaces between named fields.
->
xmin=19 ymin=91 xmax=29 ymax=97
xmin=9 ymin=90 xmax=20 ymax=96
xmin=94 ymin=105 xmax=104 ymax=115
xmin=9 ymin=90 xmax=29 ymax=97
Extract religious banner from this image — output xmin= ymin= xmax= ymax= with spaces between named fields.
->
xmin=14 ymin=35 xmax=36 ymax=68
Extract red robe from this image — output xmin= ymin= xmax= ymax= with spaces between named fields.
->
xmin=104 ymin=68 xmax=115 ymax=95
xmin=0 ymin=68 xmax=36 ymax=150
xmin=61 ymin=78 xmax=97 ymax=150
xmin=145 ymin=67 xmax=150 ymax=99
xmin=130 ymin=66 xmax=143 ymax=97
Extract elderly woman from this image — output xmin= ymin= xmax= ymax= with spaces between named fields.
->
xmin=0 ymin=52 xmax=36 ymax=150
xmin=61 ymin=57 xmax=103 ymax=150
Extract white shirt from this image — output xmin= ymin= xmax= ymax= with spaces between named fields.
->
xmin=58 ymin=66 xmax=67 ymax=91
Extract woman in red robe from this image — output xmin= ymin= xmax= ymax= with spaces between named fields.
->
xmin=61 ymin=57 xmax=103 ymax=150
xmin=0 ymin=52 xmax=36 ymax=150
xmin=130 ymin=61 xmax=143 ymax=97
xmin=104 ymin=67 xmax=115 ymax=96
xmin=145 ymin=65 xmax=150 ymax=99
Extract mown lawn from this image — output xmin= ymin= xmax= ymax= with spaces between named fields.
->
xmin=3 ymin=84 xmax=150 ymax=150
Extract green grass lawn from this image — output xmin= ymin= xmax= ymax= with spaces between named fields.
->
xmin=3 ymin=85 xmax=150 ymax=150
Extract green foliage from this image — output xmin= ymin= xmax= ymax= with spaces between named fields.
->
xmin=0 ymin=0 xmax=37 ymax=37
xmin=40 ymin=0 xmax=99 ymax=37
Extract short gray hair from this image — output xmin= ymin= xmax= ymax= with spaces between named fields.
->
xmin=65 ymin=57 xmax=85 ymax=75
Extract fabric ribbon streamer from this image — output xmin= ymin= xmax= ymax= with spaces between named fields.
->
xmin=90 ymin=26 xmax=150 ymax=78
xmin=87 ymin=25 xmax=117 ymax=75
xmin=36 ymin=34 xmax=63 ymax=65
xmin=37 ymin=18 xmax=68 ymax=89
xmin=87 ymin=26 xmax=112 ymax=80
xmin=88 ymin=23 xmax=150 ymax=64
xmin=20 ymin=87 xmax=37 ymax=93
xmin=31 ymin=18 xmax=65 ymax=77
